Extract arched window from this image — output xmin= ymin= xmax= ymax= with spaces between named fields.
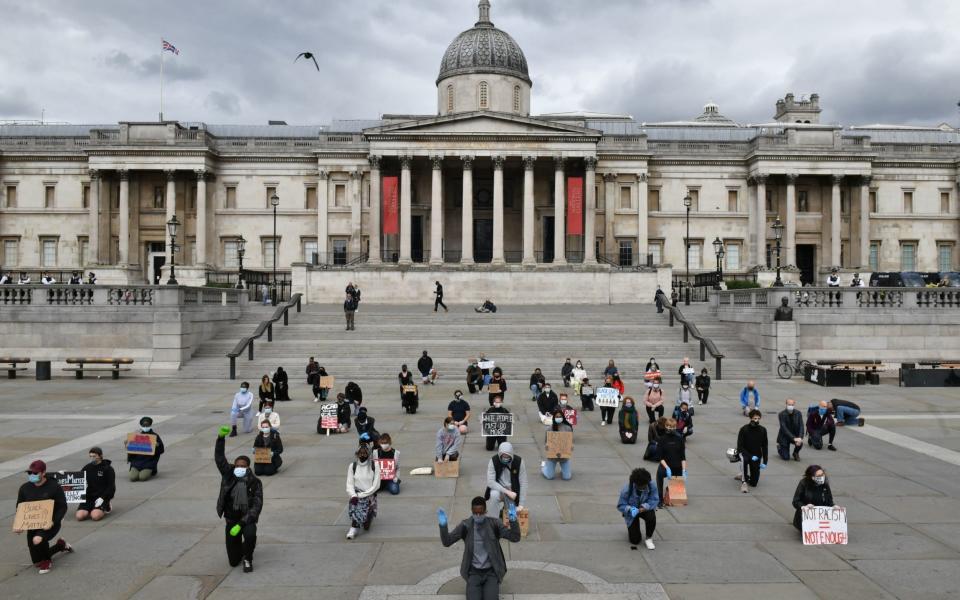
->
xmin=513 ymin=85 xmax=521 ymax=112
xmin=447 ymin=85 xmax=454 ymax=113
xmin=479 ymin=81 xmax=489 ymax=110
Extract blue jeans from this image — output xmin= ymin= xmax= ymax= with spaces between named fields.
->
xmin=530 ymin=384 xmax=540 ymax=400
xmin=381 ymin=480 xmax=400 ymax=495
xmin=836 ymin=405 xmax=860 ymax=425
xmin=541 ymin=458 xmax=572 ymax=480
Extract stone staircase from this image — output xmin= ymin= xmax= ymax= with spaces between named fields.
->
xmin=181 ymin=302 xmax=768 ymax=384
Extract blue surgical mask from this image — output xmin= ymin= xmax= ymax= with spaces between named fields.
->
xmin=27 ymin=473 xmax=41 ymax=484
xmin=500 ymin=455 xmax=511 ymax=465
xmin=818 ymin=408 xmax=827 ymax=416
xmin=240 ymin=388 xmax=248 ymax=394
xmin=140 ymin=426 xmax=152 ymax=433
xmin=233 ymin=467 xmax=247 ymax=478
xmin=554 ymin=417 xmax=563 ymax=424
xmin=264 ymin=408 xmax=272 ymax=415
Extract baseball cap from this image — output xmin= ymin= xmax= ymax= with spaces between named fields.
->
xmin=27 ymin=459 xmax=46 ymax=473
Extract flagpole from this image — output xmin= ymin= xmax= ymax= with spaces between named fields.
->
xmin=159 ymin=38 xmax=164 ymax=121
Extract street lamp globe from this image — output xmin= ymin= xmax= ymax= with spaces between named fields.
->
xmin=237 ymin=235 xmax=246 ymax=256
xmin=772 ymin=217 xmax=784 ymax=240
xmin=166 ymin=215 xmax=180 ymax=238
xmin=683 ymin=195 xmax=692 ymax=208
xmin=712 ymin=236 xmax=723 ymax=256
xmin=270 ymin=193 xmax=280 ymax=207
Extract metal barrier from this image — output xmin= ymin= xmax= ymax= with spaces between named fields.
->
xmin=226 ymin=293 xmax=303 ymax=380
xmin=657 ymin=290 xmax=725 ymax=379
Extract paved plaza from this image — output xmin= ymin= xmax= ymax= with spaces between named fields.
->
xmin=2 ymin=304 xmax=960 ymax=599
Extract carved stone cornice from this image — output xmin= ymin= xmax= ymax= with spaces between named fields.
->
xmin=195 ymin=169 xmax=208 ymax=181
xmin=165 ymin=170 xmax=176 ymax=182
xmin=318 ymin=170 xmax=329 ymax=180
xmin=860 ymin=175 xmax=873 ymax=186
xmin=754 ymin=173 xmax=768 ymax=185
xmin=350 ymin=170 xmax=363 ymax=180
xmin=639 ymin=173 xmax=648 ymax=183
xmin=603 ymin=172 xmax=617 ymax=183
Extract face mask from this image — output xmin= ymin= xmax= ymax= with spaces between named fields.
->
xmin=652 ymin=384 xmax=660 ymax=390
xmin=751 ymin=420 xmax=760 ymax=426
xmin=28 ymin=473 xmax=41 ymax=484
xmin=559 ymin=399 xmax=567 ymax=405
xmin=813 ymin=475 xmax=826 ymax=485
xmin=380 ymin=444 xmax=391 ymax=450
xmin=260 ymin=427 xmax=271 ymax=434
xmin=89 ymin=456 xmax=99 ymax=462
xmin=818 ymin=408 xmax=827 ymax=416
xmin=140 ymin=426 xmax=152 ymax=433
xmin=554 ymin=417 xmax=563 ymax=424
xmin=455 ymin=394 xmax=462 ymax=401
xmin=264 ymin=408 xmax=272 ymax=415
xmin=357 ymin=452 xmax=369 ymax=462
xmin=577 ymin=363 xmax=582 ymax=368
xmin=625 ymin=403 xmax=633 ymax=409
xmin=240 ymin=388 xmax=248 ymax=394
xmin=233 ymin=467 xmax=247 ymax=478
xmin=786 ymin=405 xmax=795 ymax=412
xmin=493 ymin=403 xmax=502 ymax=409
xmin=544 ymin=388 xmax=551 ymax=394
xmin=665 ymin=427 xmax=676 ymax=433
xmin=447 ymin=424 xmax=456 ymax=431
xmin=472 ymin=514 xmax=485 ymax=524
xmin=499 ymin=455 xmax=512 ymax=465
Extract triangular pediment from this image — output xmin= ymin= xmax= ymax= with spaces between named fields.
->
xmin=365 ymin=111 xmax=600 ymax=137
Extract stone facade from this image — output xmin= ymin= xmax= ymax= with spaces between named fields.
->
xmin=0 ymin=1 xmax=958 ymax=290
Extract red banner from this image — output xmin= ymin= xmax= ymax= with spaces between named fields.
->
xmin=382 ymin=176 xmax=399 ymax=235
xmin=566 ymin=176 xmax=583 ymax=235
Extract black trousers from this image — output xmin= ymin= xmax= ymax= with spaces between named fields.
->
xmin=627 ymin=510 xmax=657 ymax=544
xmin=224 ymin=520 xmax=257 ymax=566
xmin=645 ymin=405 xmax=664 ymax=423
xmin=619 ymin=429 xmax=638 ymax=444
xmin=742 ymin=456 xmax=761 ymax=487
xmin=254 ymin=455 xmax=282 ymax=476
xmin=600 ymin=407 xmax=615 ymax=424
xmin=27 ymin=522 xmax=62 ymax=564
xmin=434 ymin=297 xmax=448 ymax=311
xmin=809 ymin=425 xmax=836 ymax=449
xmin=697 ymin=388 xmax=709 ymax=404
xmin=486 ymin=435 xmax=505 ymax=451
xmin=581 ymin=394 xmax=594 ymax=411
xmin=466 ymin=567 xmax=499 ymax=600
xmin=655 ymin=464 xmax=673 ymax=501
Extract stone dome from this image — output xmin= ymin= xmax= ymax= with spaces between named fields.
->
xmin=437 ymin=0 xmax=531 ymax=86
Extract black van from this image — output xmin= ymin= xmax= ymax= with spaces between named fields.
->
xmin=869 ymin=272 xmax=926 ymax=287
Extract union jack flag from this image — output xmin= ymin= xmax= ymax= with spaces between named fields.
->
xmin=162 ymin=40 xmax=179 ymax=55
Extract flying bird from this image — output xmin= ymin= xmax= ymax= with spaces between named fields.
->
xmin=295 ymin=52 xmax=319 ymax=71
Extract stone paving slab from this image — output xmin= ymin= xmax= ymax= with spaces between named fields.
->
xmin=794 ymin=570 xmax=898 ymax=600
xmin=662 ymin=583 xmax=819 ymax=600
xmin=641 ymin=541 xmax=798 ymax=583
xmin=851 ymin=559 xmax=960 ymax=600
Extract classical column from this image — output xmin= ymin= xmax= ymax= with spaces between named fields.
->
xmin=165 ymin=170 xmax=176 ymax=261
xmin=785 ymin=173 xmax=797 ymax=266
xmin=603 ymin=173 xmax=617 ymax=260
xmin=89 ymin=170 xmax=101 ymax=265
xmin=368 ymin=156 xmax=381 ymax=264
xmin=350 ymin=170 xmax=362 ymax=256
xmin=399 ymin=155 xmax=412 ymax=264
xmin=637 ymin=173 xmax=649 ymax=264
xmin=317 ymin=170 xmax=329 ymax=261
xmin=831 ymin=175 xmax=842 ymax=267
xmin=118 ymin=170 xmax=130 ymax=265
xmin=755 ymin=174 xmax=767 ymax=267
xmin=522 ymin=155 xmax=536 ymax=265
xmin=492 ymin=155 xmax=505 ymax=264
xmin=584 ymin=157 xmax=597 ymax=263
xmin=430 ymin=155 xmax=444 ymax=265
xmin=461 ymin=156 xmax=474 ymax=265
xmin=553 ymin=156 xmax=566 ymax=265
xmin=859 ymin=176 xmax=871 ymax=268
xmin=195 ymin=170 xmax=207 ymax=265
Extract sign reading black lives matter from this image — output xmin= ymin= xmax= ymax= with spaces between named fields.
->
xmin=482 ymin=412 xmax=514 ymax=437
xmin=50 ymin=471 xmax=87 ymax=504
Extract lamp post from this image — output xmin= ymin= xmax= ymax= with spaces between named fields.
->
xmin=270 ymin=192 xmax=280 ymax=305
xmin=166 ymin=215 xmax=179 ymax=285
xmin=712 ymin=236 xmax=724 ymax=290
xmin=683 ymin=194 xmax=692 ymax=305
xmin=235 ymin=235 xmax=246 ymax=289
xmin=772 ymin=216 xmax=784 ymax=287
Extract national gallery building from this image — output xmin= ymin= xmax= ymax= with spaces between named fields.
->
xmin=0 ymin=1 xmax=957 ymax=300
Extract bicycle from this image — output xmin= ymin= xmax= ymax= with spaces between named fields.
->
xmin=777 ymin=350 xmax=812 ymax=380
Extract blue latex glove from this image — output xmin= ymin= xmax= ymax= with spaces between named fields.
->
xmin=437 ymin=508 xmax=447 ymax=527
xmin=683 ymin=469 xmax=688 ymax=480
xmin=359 ymin=432 xmax=370 ymax=442
xmin=630 ymin=506 xmax=640 ymax=518
xmin=665 ymin=467 xmax=672 ymax=479
xmin=751 ymin=455 xmax=759 ymax=462
xmin=759 ymin=463 xmax=767 ymax=470
xmin=507 ymin=504 xmax=518 ymax=522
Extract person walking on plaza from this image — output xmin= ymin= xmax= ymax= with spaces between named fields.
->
xmin=448 ymin=390 xmax=471 ymax=434
xmin=76 ymin=447 xmax=115 ymax=521
xmin=618 ymin=396 xmax=640 ymax=444
xmin=436 ymin=417 xmax=464 ymax=462
xmin=344 ymin=290 xmax=358 ymax=330
xmin=791 ymin=465 xmax=834 ymax=533
xmin=484 ymin=396 xmax=509 ymax=451
xmin=736 ymin=410 xmax=768 ymax=493
xmin=15 ymin=460 xmax=72 ymax=574
xmin=777 ymin=398 xmax=805 ymax=461
xmin=215 ymin=426 xmax=263 ymax=573
xmin=418 ymin=350 xmax=435 ymax=385
xmin=437 ymin=496 xmax=521 ymax=600
xmin=486 ymin=441 xmax=526 ymax=517
xmin=739 ymin=380 xmax=760 ymax=416
xmin=542 ymin=409 xmax=573 ymax=480
xmin=127 ymin=416 xmax=164 ymax=481
xmin=807 ymin=400 xmax=837 ymax=451
xmin=670 ymin=288 xmax=679 ymax=306
xmin=257 ymin=375 xmax=274 ymax=411
xmin=434 ymin=280 xmax=448 ymax=312
xmin=346 ymin=442 xmax=381 ymax=539
xmin=654 ymin=285 xmax=664 ymax=313
xmin=656 ymin=418 xmax=686 ymax=505
xmin=644 ymin=380 xmax=665 ymax=424
xmin=252 ymin=420 xmax=283 ymax=476
xmin=529 ymin=367 xmax=545 ymax=401
xmin=374 ymin=433 xmax=401 ymax=495
xmin=617 ymin=467 xmax=658 ymax=550
xmin=830 ymin=398 xmax=864 ymax=427
xmin=230 ymin=383 xmax=255 ymax=437
xmin=561 ymin=357 xmax=574 ymax=388
xmin=695 ymin=367 xmax=711 ymax=405
xmin=272 ymin=366 xmax=290 ymax=401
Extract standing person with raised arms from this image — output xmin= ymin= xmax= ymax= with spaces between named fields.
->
xmin=214 ymin=426 xmax=263 ymax=573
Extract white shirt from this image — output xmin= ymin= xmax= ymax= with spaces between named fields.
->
xmin=41 ymin=276 xmax=55 ymax=284
xmin=255 ymin=411 xmax=280 ymax=429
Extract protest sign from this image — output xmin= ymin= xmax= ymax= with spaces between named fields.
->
xmin=644 ymin=370 xmax=662 ymax=382
xmin=253 ymin=447 xmax=272 ymax=464
xmin=595 ymin=387 xmax=621 ymax=408
xmin=545 ymin=431 xmax=573 ymax=459
xmin=562 ymin=407 xmax=578 ymax=426
xmin=664 ymin=477 xmax=687 ymax=506
xmin=320 ymin=403 xmax=338 ymax=430
xmin=319 ymin=375 xmax=335 ymax=389
xmin=482 ymin=412 xmax=514 ymax=437
xmin=377 ymin=458 xmax=397 ymax=481
xmin=502 ymin=506 xmax=530 ymax=538
xmin=434 ymin=459 xmax=460 ymax=478
xmin=126 ymin=432 xmax=157 ymax=455
xmin=49 ymin=472 xmax=86 ymax=504
xmin=402 ymin=384 xmax=417 ymax=394
xmin=802 ymin=506 xmax=848 ymax=545
xmin=478 ymin=360 xmax=495 ymax=370
xmin=488 ymin=382 xmax=501 ymax=394
xmin=13 ymin=500 xmax=54 ymax=532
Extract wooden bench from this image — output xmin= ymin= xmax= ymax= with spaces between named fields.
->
xmin=0 ymin=357 xmax=30 ymax=379
xmin=64 ymin=357 xmax=134 ymax=380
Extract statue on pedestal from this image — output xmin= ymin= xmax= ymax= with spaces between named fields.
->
xmin=774 ymin=297 xmax=793 ymax=321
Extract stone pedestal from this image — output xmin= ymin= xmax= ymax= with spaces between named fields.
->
xmin=759 ymin=320 xmax=798 ymax=370
xmin=90 ymin=265 xmax=146 ymax=285
xmin=159 ymin=265 xmax=210 ymax=288
xmin=753 ymin=268 xmax=801 ymax=288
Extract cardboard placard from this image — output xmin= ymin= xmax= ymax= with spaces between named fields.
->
xmin=320 ymin=403 xmax=339 ymax=429
xmin=802 ymin=506 xmax=848 ymax=545
xmin=664 ymin=477 xmax=687 ymax=506
xmin=644 ymin=370 xmax=662 ymax=381
xmin=126 ymin=432 xmax=158 ymax=455
xmin=545 ymin=431 xmax=573 ymax=459
xmin=434 ymin=459 xmax=460 ymax=478
xmin=319 ymin=375 xmax=335 ymax=389
xmin=595 ymin=387 xmax=621 ymax=407
xmin=13 ymin=500 xmax=54 ymax=531
xmin=502 ymin=507 xmax=530 ymax=538
xmin=402 ymin=384 xmax=417 ymax=394
xmin=49 ymin=471 xmax=86 ymax=504
xmin=481 ymin=412 xmax=514 ymax=437
xmin=488 ymin=382 xmax=502 ymax=394
xmin=377 ymin=458 xmax=397 ymax=481
xmin=478 ymin=360 xmax=495 ymax=370
xmin=562 ymin=407 xmax=578 ymax=426
xmin=253 ymin=447 xmax=273 ymax=464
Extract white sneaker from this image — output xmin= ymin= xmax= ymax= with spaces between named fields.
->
xmin=601 ymin=421 xmax=606 ymax=426
xmin=346 ymin=527 xmax=357 ymax=540
xmin=740 ymin=482 xmax=749 ymax=493
xmin=644 ymin=538 xmax=656 ymax=550
xmin=313 ymin=397 xmax=319 ymax=403
xmin=697 ymin=401 xmax=703 ymax=405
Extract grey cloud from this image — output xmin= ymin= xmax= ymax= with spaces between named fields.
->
xmin=205 ymin=91 xmax=241 ymax=115
xmin=103 ymin=50 xmax=206 ymax=82
xmin=0 ymin=87 xmax=36 ymax=118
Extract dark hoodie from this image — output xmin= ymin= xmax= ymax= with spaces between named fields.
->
xmin=82 ymin=459 xmax=116 ymax=503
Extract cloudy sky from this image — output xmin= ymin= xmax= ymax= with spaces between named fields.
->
xmin=1 ymin=0 xmax=958 ymax=127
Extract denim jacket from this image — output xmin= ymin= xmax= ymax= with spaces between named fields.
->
xmin=616 ymin=480 xmax=659 ymax=525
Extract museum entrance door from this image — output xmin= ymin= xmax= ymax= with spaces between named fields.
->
xmin=474 ymin=219 xmax=493 ymax=263
xmin=797 ymin=244 xmax=816 ymax=285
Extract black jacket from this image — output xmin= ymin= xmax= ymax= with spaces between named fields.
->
xmin=417 ymin=356 xmax=433 ymax=375
xmin=536 ymin=390 xmax=559 ymax=415
xmin=777 ymin=409 xmax=805 ymax=446
xmin=345 ymin=382 xmax=362 ymax=404
xmin=529 ymin=372 xmax=545 ymax=389
xmin=344 ymin=296 xmax=358 ymax=312
xmin=215 ymin=437 xmax=263 ymax=523
xmin=253 ymin=431 xmax=284 ymax=455
xmin=830 ymin=398 xmax=860 ymax=412
xmin=561 ymin=362 xmax=573 ymax=379
xmin=17 ymin=478 xmax=68 ymax=529
xmin=658 ymin=431 xmax=686 ymax=471
xmin=695 ymin=374 xmax=711 ymax=390
xmin=398 ymin=370 xmax=414 ymax=386
xmin=440 ymin=516 xmax=520 ymax=583
xmin=736 ymin=422 xmax=769 ymax=464
xmin=337 ymin=401 xmax=352 ymax=425
xmin=792 ymin=479 xmax=834 ymax=510
xmin=81 ymin=459 xmax=116 ymax=503
xmin=356 ymin=415 xmax=379 ymax=438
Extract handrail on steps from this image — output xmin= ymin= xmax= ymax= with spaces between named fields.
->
xmin=226 ymin=293 xmax=303 ymax=380
xmin=657 ymin=290 xmax=725 ymax=380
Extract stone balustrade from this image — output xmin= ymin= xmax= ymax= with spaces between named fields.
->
xmin=0 ymin=285 xmax=244 ymax=307
xmin=716 ymin=287 xmax=960 ymax=311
